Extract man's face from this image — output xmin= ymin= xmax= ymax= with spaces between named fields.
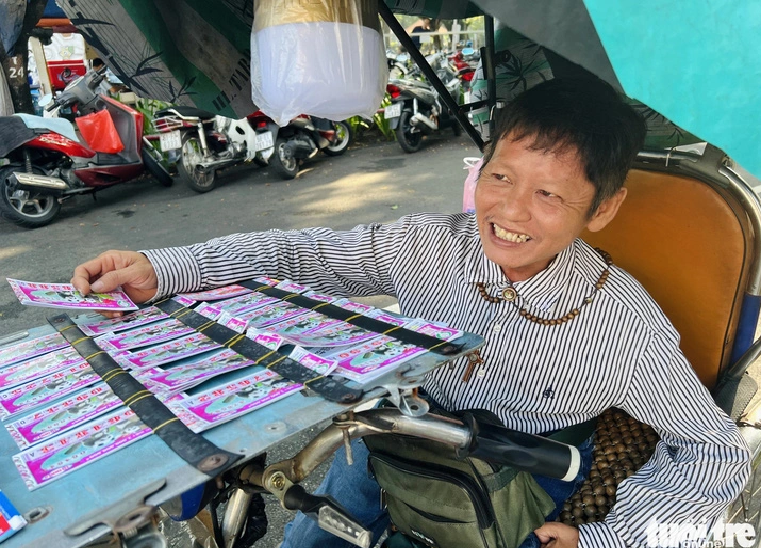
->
xmin=475 ymin=135 xmax=624 ymax=281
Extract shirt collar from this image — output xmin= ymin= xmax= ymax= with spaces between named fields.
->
xmin=464 ymin=227 xmax=579 ymax=312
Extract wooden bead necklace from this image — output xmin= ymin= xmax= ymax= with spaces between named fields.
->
xmin=475 ymin=248 xmax=613 ymax=326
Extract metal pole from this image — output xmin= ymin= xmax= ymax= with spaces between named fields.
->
xmin=483 ymin=15 xmax=497 ymax=140
xmin=378 ymin=3 xmax=484 ymax=151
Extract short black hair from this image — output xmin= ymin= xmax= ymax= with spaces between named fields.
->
xmin=480 ymin=78 xmax=646 ymax=216
xmin=92 ymin=58 xmax=105 ymax=67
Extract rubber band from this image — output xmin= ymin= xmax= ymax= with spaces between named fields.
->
xmin=253 ymin=285 xmax=271 ymax=292
xmin=101 ymin=370 xmax=127 ymax=382
xmin=302 ymin=375 xmax=325 ymax=385
xmin=345 ymin=314 xmax=362 ymax=322
xmin=383 ymin=326 xmax=401 ymax=335
xmin=85 ymin=350 xmax=105 ymax=361
xmin=225 ymin=333 xmax=246 ymax=348
xmin=125 ymin=393 xmax=153 ymax=407
xmin=311 ymin=302 xmax=329 ymax=310
xmin=71 ymin=336 xmax=91 ymax=346
xmin=197 ymin=320 xmax=216 ymax=332
xmin=152 ymin=417 xmax=179 ymax=433
xmin=171 ymin=309 xmax=192 ymax=320
xmin=124 ymin=390 xmax=152 ymax=406
xmin=265 ymin=355 xmax=287 ymax=369
xmin=428 ymin=341 xmax=449 ymax=352
xmin=281 ymin=293 xmax=299 ymax=301
xmin=153 ymin=297 xmax=170 ymax=305
xmin=254 ymin=350 xmax=276 ymax=365
xmin=59 ymin=324 xmax=80 ymax=332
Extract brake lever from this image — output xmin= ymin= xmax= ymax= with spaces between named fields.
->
xmin=282 ymin=485 xmax=371 ymax=548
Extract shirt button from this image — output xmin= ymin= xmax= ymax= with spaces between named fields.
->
xmin=492 ymin=323 xmax=501 ymax=333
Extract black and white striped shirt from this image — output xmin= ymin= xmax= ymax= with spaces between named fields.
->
xmin=143 ymin=212 xmax=750 ymax=548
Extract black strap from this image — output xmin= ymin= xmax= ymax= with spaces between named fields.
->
xmin=48 ymin=314 xmax=240 ymax=477
xmin=153 ymin=298 xmax=363 ymax=404
xmin=238 ymin=281 xmax=463 ymax=355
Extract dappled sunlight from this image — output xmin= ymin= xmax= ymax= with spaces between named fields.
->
xmin=0 ymin=245 xmax=33 ymax=262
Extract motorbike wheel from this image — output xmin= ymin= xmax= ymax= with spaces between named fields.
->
xmin=177 ymin=133 xmax=217 ymax=193
xmin=0 ymin=166 xmax=61 ymax=228
xmin=141 ymin=145 xmax=173 ymax=187
xmin=270 ymin=137 xmax=299 ymax=180
xmin=323 ymin=120 xmax=352 ymax=157
xmin=396 ymin=110 xmax=423 ymax=153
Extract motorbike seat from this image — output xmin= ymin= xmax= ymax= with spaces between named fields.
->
xmin=155 ymin=106 xmax=215 ymax=120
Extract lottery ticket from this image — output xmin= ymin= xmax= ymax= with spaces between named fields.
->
xmin=176 ymin=285 xmax=252 ymax=303
xmin=5 ymin=384 xmax=121 ymax=450
xmin=275 ymin=279 xmax=310 ymax=294
xmin=302 ymin=290 xmax=336 ymax=303
xmin=166 ymin=369 xmax=301 ymax=432
xmin=403 ymin=318 xmax=464 ymax=342
xmin=0 ymin=362 xmax=99 ymax=419
xmin=78 ymin=306 xmax=169 ymax=336
xmin=137 ymin=349 xmax=254 ymax=394
xmin=235 ymin=301 xmax=309 ymax=329
xmin=95 ymin=319 xmax=194 ymax=352
xmin=0 ymin=347 xmax=84 ymax=390
xmin=0 ymin=332 xmax=68 ymax=369
xmin=111 ymin=333 xmax=221 ymax=370
xmin=13 ymin=408 xmax=151 ymax=490
xmin=245 ymin=329 xmax=286 ymax=350
xmin=332 ymin=298 xmax=374 ymax=315
xmin=323 ymin=336 xmax=426 ymax=383
xmin=289 ymin=347 xmax=337 ymax=376
xmin=213 ymin=292 xmax=278 ymax=315
xmin=7 ymin=279 xmax=137 ymax=310
xmin=269 ymin=313 xmax=378 ymax=348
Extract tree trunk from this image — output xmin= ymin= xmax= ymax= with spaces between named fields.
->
xmin=0 ymin=0 xmax=46 ymax=114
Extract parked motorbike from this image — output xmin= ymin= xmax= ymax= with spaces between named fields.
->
xmin=0 ymin=68 xmax=171 ymax=228
xmin=447 ymin=47 xmax=479 ymax=91
xmin=152 ymin=107 xmax=279 ymax=192
xmin=384 ymin=53 xmax=462 ymax=153
xmin=262 ymin=113 xmax=352 ymax=180
xmin=153 ymin=108 xmax=351 ymax=189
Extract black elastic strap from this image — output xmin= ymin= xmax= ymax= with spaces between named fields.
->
xmin=49 ymin=314 xmax=240 ymax=477
xmin=154 ymin=298 xmax=363 ymax=404
xmin=238 ymin=281 xmax=463 ymax=355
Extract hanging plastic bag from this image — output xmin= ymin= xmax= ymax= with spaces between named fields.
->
xmin=75 ymin=110 xmax=123 ymax=154
xmin=250 ymin=0 xmax=386 ymax=126
xmin=462 ymin=157 xmax=482 ymax=213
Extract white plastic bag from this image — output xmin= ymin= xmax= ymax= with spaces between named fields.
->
xmin=250 ymin=0 xmax=386 ymax=126
xmin=462 ymin=157 xmax=482 ymax=213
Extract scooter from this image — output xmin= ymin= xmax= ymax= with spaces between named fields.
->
xmin=152 ymin=107 xmax=280 ymax=193
xmin=383 ymin=53 xmax=463 ymax=153
xmin=260 ymin=113 xmax=352 ymax=180
xmin=0 ymin=68 xmax=171 ymax=228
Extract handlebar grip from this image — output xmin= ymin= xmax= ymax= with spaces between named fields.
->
xmin=470 ymin=423 xmax=581 ymax=482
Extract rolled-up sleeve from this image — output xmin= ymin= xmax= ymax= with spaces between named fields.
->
xmin=141 ymin=215 xmax=419 ymax=299
xmin=578 ymin=333 xmax=750 ymax=547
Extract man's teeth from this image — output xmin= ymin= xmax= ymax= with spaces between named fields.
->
xmin=493 ymin=224 xmax=530 ymax=243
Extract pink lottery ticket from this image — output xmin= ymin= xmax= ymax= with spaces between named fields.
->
xmin=173 ymin=295 xmax=197 ymax=307
xmin=95 ymin=319 xmax=194 ymax=352
xmin=252 ymin=276 xmax=280 ymax=287
xmin=13 ymin=408 xmax=151 ymax=490
xmin=167 ymin=370 xmax=301 ymax=432
xmin=403 ymin=319 xmax=464 ymax=342
xmin=214 ymin=292 xmax=278 ymax=315
xmin=196 ymin=303 xmax=222 ymax=320
xmin=365 ymin=308 xmax=410 ymax=327
xmin=177 ymin=285 xmax=253 ymax=303
xmin=217 ymin=312 xmax=249 ymax=334
xmin=289 ymin=347 xmax=336 ymax=376
xmin=0 ymin=347 xmax=84 ymax=390
xmin=7 ymin=279 xmax=137 ymax=310
xmin=5 ymin=384 xmax=121 ymax=450
xmin=332 ymin=298 xmax=374 ymax=315
xmin=137 ymin=349 xmax=254 ymax=394
xmin=326 ymin=336 xmax=426 ymax=383
xmin=114 ymin=333 xmax=221 ymax=370
xmin=302 ymin=290 xmax=336 ymax=303
xmin=236 ymin=302 xmax=309 ymax=329
xmin=271 ymin=315 xmax=378 ymax=348
xmin=275 ymin=280 xmax=309 ymax=294
xmin=0 ymin=362 xmax=99 ymax=419
xmin=0 ymin=332 xmax=68 ymax=369
xmin=78 ymin=306 xmax=169 ymax=336
xmin=245 ymin=329 xmax=286 ymax=350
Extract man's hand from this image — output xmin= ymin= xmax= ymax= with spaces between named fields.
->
xmin=534 ymin=522 xmax=579 ymax=548
xmin=71 ymin=250 xmax=158 ymax=317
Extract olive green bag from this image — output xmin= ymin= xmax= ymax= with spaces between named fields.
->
xmin=365 ymin=420 xmax=556 ymax=548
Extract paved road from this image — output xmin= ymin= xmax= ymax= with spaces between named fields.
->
xmin=0 ymin=131 xmax=477 ymax=547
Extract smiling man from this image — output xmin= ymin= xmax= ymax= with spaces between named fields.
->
xmin=72 ymin=78 xmax=750 ymax=548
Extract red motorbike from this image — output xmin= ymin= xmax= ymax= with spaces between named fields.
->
xmin=0 ymin=68 xmax=171 ymax=228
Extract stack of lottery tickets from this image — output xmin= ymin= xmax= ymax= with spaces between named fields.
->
xmin=0 ymin=278 xmax=465 ymax=489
